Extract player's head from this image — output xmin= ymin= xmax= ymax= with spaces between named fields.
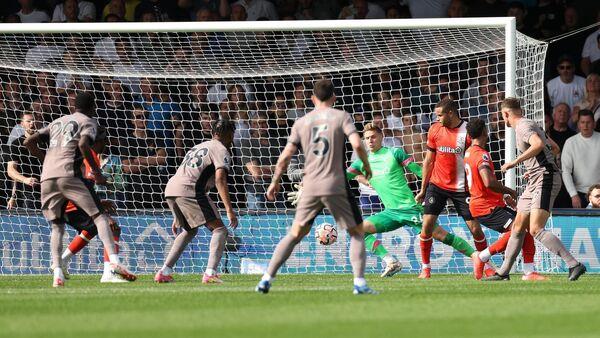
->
xmin=500 ymin=97 xmax=522 ymax=127
xmin=588 ymin=183 xmax=600 ymax=208
xmin=312 ymin=79 xmax=336 ymax=106
xmin=75 ymin=91 xmax=96 ymax=116
xmin=434 ymin=97 xmax=459 ymax=127
xmin=212 ymin=118 xmax=236 ymax=148
xmin=363 ymin=122 xmax=383 ymax=152
xmin=20 ymin=111 xmax=36 ymax=135
xmin=466 ymin=118 xmax=488 ymax=143
xmin=577 ymin=109 xmax=595 ymax=137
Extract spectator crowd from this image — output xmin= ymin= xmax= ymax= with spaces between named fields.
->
xmin=1 ymin=0 xmax=599 ymax=211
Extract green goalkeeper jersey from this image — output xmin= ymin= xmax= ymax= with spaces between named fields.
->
xmin=347 ymin=147 xmax=422 ymax=210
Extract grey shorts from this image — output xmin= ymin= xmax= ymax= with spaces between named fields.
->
xmin=166 ymin=195 xmax=219 ymax=230
xmin=293 ymin=194 xmax=363 ymax=230
xmin=517 ymin=172 xmax=562 ymax=213
xmin=41 ymin=177 xmax=102 ymax=222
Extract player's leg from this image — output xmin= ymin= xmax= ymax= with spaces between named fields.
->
xmin=420 ymin=185 xmax=448 ymax=278
xmin=257 ymin=197 xmax=321 ymax=293
xmin=363 ymin=211 xmax=402 ymax=277
xmin=483 ymin=212 xmax=529 ymax=280
xmin=520 ymin=231 xmax=548 ymax=280
xmin=203 ymin=218 xmax=228 ymax=284
xmin=50 ymin=220 xmax=66 ymax=287
xmin=429 ymin=225 xmax=484 ymax=279
xmin=61 ymin=210 xmax=98 ymax=279
xmin=100 ymin=218 xmax=125 ymax=283
xmin=41 ymin=179 xmax=68 ymax=287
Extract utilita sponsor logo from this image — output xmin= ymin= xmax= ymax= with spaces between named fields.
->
xmin=438 ymin=146 xmax=463 ymax=154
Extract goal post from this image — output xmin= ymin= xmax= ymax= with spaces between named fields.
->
xmin=0 ymin=18 xmax=549 ymax=275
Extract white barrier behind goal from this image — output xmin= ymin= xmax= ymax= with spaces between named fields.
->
xmin=0 ymin=19 xmax=552 ymax=275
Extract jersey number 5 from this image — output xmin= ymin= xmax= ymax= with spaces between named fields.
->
xmin=311 ymin=124 xmax=329 ymax=157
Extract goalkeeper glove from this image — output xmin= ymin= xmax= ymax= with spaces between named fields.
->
xmin=287 ymin=184 xmax=303 ymax=206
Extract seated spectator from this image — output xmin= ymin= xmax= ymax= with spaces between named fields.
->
xmin=573 ymin=73 xmax=600 ymax=129
xmin=194 ymin=7 xmax=214 ymax=21
xmin=386 ymin=91 xmax=406 ymax=132
xmin=193 ymin=0 xmax=230 ymax=20
xmin=447 ymin=0 xmax=467 ymax=18
xmin=507 ymin=1 xmax=537 ymax=37
xmin=409 ymin=61 xmax=440 ymax=131
xmin=487 ymin=110 xmax=505 ymax=174
xmin=235 ymin=0 xmax=278 ymax=21
xmin=136 ymin=78 xmax=180 ymax=142
xmin=528 ymin=0 xmax=562 ymax=39
xmin=462 ymin=59 xmax=493 ymax=107
xmin=229 ymin=2 xmax=247 ymax=21
xmin=288 ymin=82 xmax=310 ymax=119
xmin=587 ymin=184 xmax=600 ymax=208
xmin=134 ymin=0 xmax=169 ymax=21
xmin=468 ymin=0 xmax=506 ymax=18
xmin=400 ymin=113 xmax=425 ymax=165
xmin=240 ymin=112 xmax=284 ymax=210
xmin=546 ymin=55 xmax=586 ymax=111
xmin=385 ymin=5 xmax=410 ymax=19
xmin=339 ymin=0 xmax=385 ymax=19
xmin=548 ymin=103 xmax=576 ymax=150
xmin=52 ymin=0 xmax=96 ymax=22
xmin=15 ymin=0 xmax=50 ymax=23
xmin=3 ymin=111 xmax=42 ymax=209
xmin=268 ymin=93 xmax=292 ymax=143
xmin=402 ymin=0 xmax=451 ymax=18
xmin=561 ymin=110 xmax=600 ymax=208
xmin=580 ymin=10 xmax=600 ymax=76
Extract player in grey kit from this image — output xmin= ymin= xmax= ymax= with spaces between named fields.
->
xmin=483 ymin=97 xmax=586 ymax=281
xmin=24 ymin=92 xmax=135 ymax=287
xmin=256 ymin=79 xmax=376 ymax=295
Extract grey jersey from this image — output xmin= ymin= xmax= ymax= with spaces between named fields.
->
xmin=515 ymin=118 xmax=560 ymax=176
xmin=288 ymin=107 xmax=357 ymax=196
xmin=38 ymin=112 xmax=98 ymax=182
xmin=164 ymin=139 xmax=231 ymax=197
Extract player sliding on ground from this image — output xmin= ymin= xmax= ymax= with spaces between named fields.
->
xmin=154 ymin=119 xmax=238 ymax=284
xmin=24 ymin=92 xmax=135 ymax=287
xmin=482 ymin=98 xmax=586 ymax=281
xmin=343 ymin=123 xmax=484 ymax=278
xmin=464 ymin=118 xmax=545 ymax=280
xmin=60 ymin=127 xmax=127 ymax=283
xmin=257 ymin=79 xmax=377 ymax=295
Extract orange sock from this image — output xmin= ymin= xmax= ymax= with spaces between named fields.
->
xmin=68 ymin=230 xmax=94 ymax=254
xmin=473 ymin=235 xmax=488 ymax=252
xmin=522 ymin=232 xmax=535 ymax=264
xmin=419 ymin=233 xmax=433 ymax=265
xmin=489 ymin=231 xmax=511 ymax=255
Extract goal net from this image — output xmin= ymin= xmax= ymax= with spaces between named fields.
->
xmin=0 ymin=20 xmax=550 ymax=275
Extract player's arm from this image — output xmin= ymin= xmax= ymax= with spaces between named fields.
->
xmin=287 ymin=154 xmax=304 ymax=182
xmin=394 ymin=148 xmax=422 ymax=179
xmin=416 ymin=149 xmax=435 ymax=203
xmin=348 ymin=132 xmax=371 ymax=180
xmin=501 ymin=133 xmax=545 ymax=172
xmin=266 ymin=142 xmax=297 ymax=201
xmin=479 ymin=165 xmax=517 ymax=199
xmin=79 ymin=135 xmax=106 ymax=185
xmin=346 ymin=159 xmax=370 ymax=186
xmin=215 ymin=167 xmax=238 ymax=228
xmin=23 ymin=132 xmax=46 ymax=162
xmin=7 ymin=161 xmax=38 ymax=187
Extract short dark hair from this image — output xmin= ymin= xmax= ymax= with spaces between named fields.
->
xmin=435 ymin=97 xmax=458 ymax=115
xmin=578 ymin=109 xmax=594 ymax=120
xmin=75 ymin=92 xmax=95 ymax=114
xmin=589 ymin=183 xmax=600 ymax=198
xmin=212 ymin=118 xmax=236 ymax=136
xmin=466 ymin=118 xmax=487 ymax=139
xmin=501 ymin=97 xmax=522 ymax=111
xmin=313 ymin=79 xmax=335 ymax=102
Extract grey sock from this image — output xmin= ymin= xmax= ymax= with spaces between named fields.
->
xmin=94 ymin=214 xmax=117 ymax=256
xmin=266 ymin=234 xmax=300 ymax=278
xmin=206 ymin=226 xmax=227 ymax=271
xmin=349 ymin=232 xmax=366 ymax=279
xmin=535 ymin=229 xmax=579 ymax=268
xmin=50 ymin=222 xmax=65 ymax=269
xmin=164 ymin=228 xmax=198 ymax=268
xmin=496 ymin=230 xmax=525 ymax=276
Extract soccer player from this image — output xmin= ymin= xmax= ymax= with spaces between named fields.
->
xmin=60 ymin=128 xmax=126 ymax=283
xmin=415 ymin=98 xmax=487 ymax=279
xmin=464 ymin=118 xmax=545 ymax=280
xmin=346 ymin=123 xmax=484 ymax=278
xmin=483 ymin=98 xmax=586 ymax=281
xmin=257 ymin=79 xmax=376 ymax=294
xmin=154 ymin=119 xmax=238 ymax=284
xmin=24 ymin=92 xmax=135 ymax=287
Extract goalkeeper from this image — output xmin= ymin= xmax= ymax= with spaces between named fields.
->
xmin=288 ymin=123 xmax=484 ymax=278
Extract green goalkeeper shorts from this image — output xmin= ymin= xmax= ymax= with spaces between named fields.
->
xmin=365 ymin=207 xmax=426 ymax=234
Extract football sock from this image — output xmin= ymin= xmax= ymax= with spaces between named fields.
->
xmin=473 ymin=235 xmax=488 ymax=252
xmin=260 ymin=273 xmax=274 ymax=283
xmin=206 ymin=226 xmax=227 ymax=273
xmin=489 ymin=231 xmax=511 ymax=255
xmin=349 ymin=232 xmax=367 ymax=279
xmin=161 ymin=266 xmax=173 ymax=276
xmin=50 ymin=222 xmax=65 ymax=270
xmin=353 ymin=277 xmax=367 ymax=287
xmin=266 ymin=234 xmax=301 ymax=278
xmin=63 ymin=230 xmax=94 ymax=261
xmin=496 ymin=230 xmax=525 ymax=276
xmin=419 ymin=234 xmax=433 ymax=266
xmin=94 ymin=214 xmax=118 ymax=256
xmin=442 ymin=233 xmax=475 ymax=257
xmin=103 ymin=235 xmax=120 ymax=263
xmin=534 ymin=229 xmax=578 ymax=268
xmin=364 ymin=234 xmax=388 ymax=259
xmin=479 ymin=249 xmax=491 ymax=262
xmin=164 ymin=228 xmax=198 ymax=269
xmin=523 ymin=263 xmax=535 ymax=275
xmin=522 ymin=232 xmax=535 ymax=264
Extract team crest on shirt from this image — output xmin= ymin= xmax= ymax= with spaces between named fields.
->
xmin=482 ymin=153 xmax=490 ymax=162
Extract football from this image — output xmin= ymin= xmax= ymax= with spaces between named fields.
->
xmin=315 ymin=223 xmax=338 ymax=245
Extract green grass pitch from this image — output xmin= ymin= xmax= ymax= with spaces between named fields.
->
xmin=1 ymin=274 xmax=599 ymax=338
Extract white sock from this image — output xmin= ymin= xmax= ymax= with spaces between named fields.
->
xmin=383 ymin=254 xmax=397 ymax=265
xmin=353 ymin=277 xmax=367 ymax=287
xmin=61 ymin=249 xmax=73 ymax=261
xmin=205 ymin=268 xmax=216 ymax=276
xmin=523 ymin=263 xmax=535 ymax=275
xmin=261 ymin=273 xmax=274 ymax=283
xmin=109 ymin=254 xmax=120 ymax=265
xmin=54 ymin=267 xmax=63 ymax=279
xmin=161 ymin=265 xmax=173 ymax=276
xmin=422 ymin=263 xmax=431 ymax=269
xmin=479 ymin=248 xmax=491 ymax=262
xmin=103 ymin=262 xmax=111 ymax=274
